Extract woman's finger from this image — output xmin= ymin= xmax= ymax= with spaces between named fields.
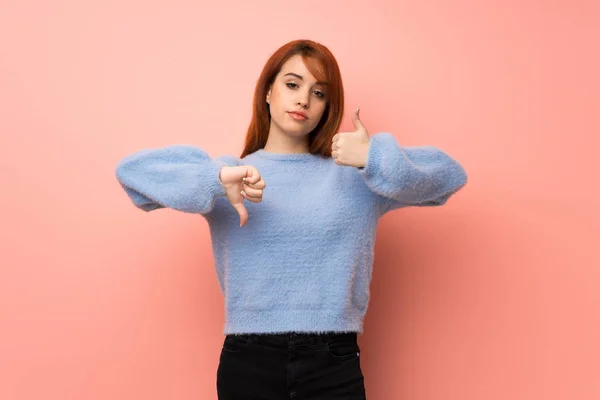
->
xmin=248 ymin=179 xmax=266 ymax=190
xmin=243 ymin=177 xmax=266 ymax=189
xmin=242 ymin=185 xmax=263 ymax=199
xmin=242 ymin=176 xmax=260 ymax=185
xmin=241 ymin=190 xmax=262 ymax=203
xmin=243 ymin=167 xmax=261 ymax=185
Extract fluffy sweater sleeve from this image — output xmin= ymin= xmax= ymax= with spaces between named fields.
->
xmin=358 ymin=133 xmax=468 ymax=212
xmin=115 ymin=145 xmax=239 ymax=214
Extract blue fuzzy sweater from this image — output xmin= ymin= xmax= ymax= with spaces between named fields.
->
xmin=115 ymin=132 xmax=467 ymax=335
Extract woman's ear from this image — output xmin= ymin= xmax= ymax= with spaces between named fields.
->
xmin=266 ymin=87 xmax=271 ymax=104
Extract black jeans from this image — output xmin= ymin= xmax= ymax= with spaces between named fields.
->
xmin=216 ymin=331 xmax=367 ymax=399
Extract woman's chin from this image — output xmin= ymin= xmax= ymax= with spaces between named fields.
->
xmin=271 ymin=120 xmax=313 ymax=137
xmin=281 ymin=125 xmax=311 ymax=137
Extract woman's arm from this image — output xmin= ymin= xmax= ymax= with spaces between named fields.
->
xmin=115 ymin=145 xmax=239 ymax=214
xmin=358 ymin=133 xmax=468 ymax=212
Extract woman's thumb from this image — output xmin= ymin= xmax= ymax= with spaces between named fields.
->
xmin=232 ymin=202 xmax=248 ymax=227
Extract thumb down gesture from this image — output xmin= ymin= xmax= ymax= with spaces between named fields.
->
xmin=219 ymin=165 xmax=266 ymax=227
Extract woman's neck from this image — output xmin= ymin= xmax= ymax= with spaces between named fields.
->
xmin=263 ymin=127 xmax=310 ymax=154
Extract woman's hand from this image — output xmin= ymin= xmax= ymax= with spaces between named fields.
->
xmin=219 ymin=165 xmax=266 ymax=227
xmin=331 ymin=108 xmax=370 ymax=168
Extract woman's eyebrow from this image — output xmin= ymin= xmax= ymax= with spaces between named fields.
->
xmin=284 ymin=72 xmax=304 ymax=80
xmin=283 ymin=72 xmax=328 ymax=86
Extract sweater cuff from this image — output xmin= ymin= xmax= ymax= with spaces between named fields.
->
xmin=357 ymin=133 xmax=387 ymax=191
xmin=211 ymin=159 xmax=229 ymax=198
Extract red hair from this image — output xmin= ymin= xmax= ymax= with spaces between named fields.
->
xmin=240 ymin=39 xmax=344 ymax=158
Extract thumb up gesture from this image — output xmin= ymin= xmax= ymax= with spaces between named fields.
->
xmin=219 ymin=165 xmax=266 ymax=227
xmin=331 ymin=108 xmax=371 ymax=168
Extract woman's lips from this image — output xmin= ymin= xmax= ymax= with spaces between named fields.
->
xmin=288 ymin=112 xmax=308 ymax=121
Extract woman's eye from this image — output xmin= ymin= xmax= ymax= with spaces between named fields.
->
xmin=286 ymin=82 xmax=324 ymax=98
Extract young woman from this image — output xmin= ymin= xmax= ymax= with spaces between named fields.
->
xmin=116 ymin=39 xmax=467 ymax=399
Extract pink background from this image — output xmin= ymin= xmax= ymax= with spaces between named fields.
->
xmin=1 ymin=1 xmax=598 ymax=399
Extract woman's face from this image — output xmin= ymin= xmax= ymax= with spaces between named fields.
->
xmin=266 ymin=54 xmax=328 ymax=139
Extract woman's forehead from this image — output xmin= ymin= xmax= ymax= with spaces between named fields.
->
xmin=278 ymin=56 xmax=325 ymax=85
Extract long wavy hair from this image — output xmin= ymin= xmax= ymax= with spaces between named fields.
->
xmin=240 ymin=39 xmax=344 ymax=158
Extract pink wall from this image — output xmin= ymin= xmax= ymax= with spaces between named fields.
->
xmin=1 ymin=1 xmax=598 ymax=399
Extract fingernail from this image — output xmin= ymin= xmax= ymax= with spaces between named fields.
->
xmin=241 ymin=191 xmax=245 ymax=196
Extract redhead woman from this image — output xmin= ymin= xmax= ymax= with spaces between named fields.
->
xmin=116 ymin=39 xmax=467 ymax=400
